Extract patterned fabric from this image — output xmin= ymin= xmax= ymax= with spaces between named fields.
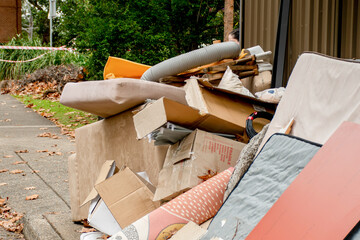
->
xmin=223 ymin=124 xmax=269 ymax=201
xmin=109 ymin=168 xmax=234 ymax=240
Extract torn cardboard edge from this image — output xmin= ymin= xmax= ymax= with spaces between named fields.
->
xmin=184 ymin=79 xmax=273 ymax=134
xmin=194 ymin=78 xmax=278 ymax=109
xmin=81 ymin=160 xmax=118 ymax=206
xmin=169 ymin=221 xmax=208 ymax=240
xmin=133 ymin=97 xmax=250 ymax=140
xmin=153 ymin=129 xmax=246 ymax=201
xmin=94 ymin=166 xmax=160 ymax=229
xmin=83 ymin=161 xmax=159 ymax=232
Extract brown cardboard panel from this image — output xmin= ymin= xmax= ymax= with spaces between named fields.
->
xmin=70 ymin=107 xmax=167 ymax=221
xmin=81 ymin=160 xmax=116 ymax=206
xmin=95 ymin=167 xmax=159 ymax=228
xmin=133 ymin=97 xmax=202 ymax=139
xmin=133 ymin=97 xmax=247 ymax=140
xmin=154 ymin=129 xmax=246 ymax=201
xmin=248 ymin=121 xmax=360 ymax=240
xmin=185 ymin=79 xmax=273 ymax=133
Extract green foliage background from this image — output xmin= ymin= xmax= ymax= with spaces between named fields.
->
xmin=57 ymin=0 xmax=226 ymax=79
xmin=14 ymin=0 xmax=239 ymax=80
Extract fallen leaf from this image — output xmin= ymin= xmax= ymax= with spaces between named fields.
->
xmin=0 ymin=183 xmax=8 ymax=186
xmin=32 ymin=170 xmax=39 ymax=173
xmin=0 ymin=198 xmax=6 ymax=206
xmin=68 ymin=151 xmax=75 ymax=154
xmin=198 ymin=170 xmax=217 ymax=181
xmin=4 ymin=119 xmax=11 ymax=122
xmin=79 ymin=227 xmax=96 ymax=233
xmin=24 ymin=187 xmax=36 ymax=190
xmin=47 ymin=151 xmax=55 ymax=156
xmin=12 ymin=161 xmax=27 ymax=165
xmin=55 ymin=152 xmax=62 ymax=156
xmin=26 ymin=103 xmax=34 ymax=108
xmin=10 ymin=170 xmax=24 ymax=174
xmin=36 ymin=150 xmax=48 ymax=153
xmin=0 ymin=169 xmax=9 ymax=173
xmin=15 ymin=150 xmax=28 ymax=153
xmin=39 ymin=127 xmax=48 ymax=130
xmin=51 ymin=144 xmax=58 ymax=147
xmin=45 ymin=211 xmax=60 ymax=215
xmin=3 ymin=155 xmax=14 ymax=158
xmin=25 ymin=194 xmax=39 ymax=200
xmin=37 ymin=132 xmax=52 ymax=137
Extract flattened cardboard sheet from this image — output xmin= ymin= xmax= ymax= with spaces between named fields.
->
xmin=133 ymin=97 xmax=247 ymax=140
xmin=247 ymin=121 xmax=360 ymax=240
xmin=95 ymin=167 xmax=160 ymax=228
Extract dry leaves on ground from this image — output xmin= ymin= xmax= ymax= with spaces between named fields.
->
xmin=3 ymin=155 xmax=14 ymax=158
xmin=15 ymin=150 xmax=29 ymax=153
xmin=24 ymin=187 xmax=36 ymax=190
xmin=37 ymin=132 xmax=60 ymax=139
xmin=25 ymin=194 xmax=39 ymax=201
xmin=0 ymin=169 xmax=9 ymax=173
xmin=36 ymin=149 xmax=49 ymax=153
xmin=79 ymin=227 xmax=96 ymax=233
xmin=0 ymin=183 xmax=8 ymax=187
xmin=47 ymin=151 xmax=62 ymax=156
xmin=9 ymin=170 xmax=24 ymax=174
xmin=12 ymin=161 xmax=27 ymax=165
xmin=0 ymin=198 xmax=24 ymax=233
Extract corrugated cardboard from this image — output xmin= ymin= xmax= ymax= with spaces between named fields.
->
xmin=133 ymin=97 xmax=247 ymax=140
xmin=82 ymin=160 xmax=121 ymax=236
xmin=82 ymin=160 xmax=118 ymax=206
xmin=247 ymin=122 xmax=360 ymax=239
xmin=184 ymin=78 xmax=273 ymax=133
xmin=69 ymin=107 xmax=168 ymax=221
xmin=153 ymin=129 xmax=246 ymax=201
xmin=95 ymin=167 xmax=160 ymax=228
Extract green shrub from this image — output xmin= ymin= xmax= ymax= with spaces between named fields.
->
xmin=0 ymin=35 xmax=87 ymax=80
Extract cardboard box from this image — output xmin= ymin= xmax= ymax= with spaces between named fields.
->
xmin=95 ymin=167 xmax=160 ymax=228
xmin=84 ymin=161 xmax=160 ymax=231
xmin=153 ymin=129 xmax=246 ymax=201
xmin=83 ymin=160 xmax=121 ymax=236
xmin=184 ymin=78 xmax=274 ymax=133
xmin=69 ymin=107 xmax=168 ymax=221
xmin=133 ymin=97 xmax=247 ymax=140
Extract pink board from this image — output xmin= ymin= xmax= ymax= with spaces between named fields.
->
xmin=247 ymin=121 xmax=360 ymax=240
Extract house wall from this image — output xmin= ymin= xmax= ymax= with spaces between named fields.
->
xmin=0 ymin=0 xmax=21 ymax=43
xmin=243 ymin=0 xmax=360 ymax=85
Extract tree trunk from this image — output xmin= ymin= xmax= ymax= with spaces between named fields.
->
xmin=224 ymin=0 xmax=234 ymax=41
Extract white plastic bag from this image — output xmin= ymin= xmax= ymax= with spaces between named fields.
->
xmin=218 ymin=66 xmax=254 ymax=97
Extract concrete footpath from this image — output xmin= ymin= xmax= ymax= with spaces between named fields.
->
xmin=0 ymin=94 xmax=82 ymax=239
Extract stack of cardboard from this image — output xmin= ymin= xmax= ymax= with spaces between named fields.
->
xmin=64 ymin=47 xmax=278 ymax=239
xmin=64 ymin=47 xmax=360 ymax=239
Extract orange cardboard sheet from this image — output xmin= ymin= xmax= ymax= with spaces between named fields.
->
xmin=103 ymin=56 xmax=151 ymax=79
xmin=247 ymin=121 xmax=360 ymax=240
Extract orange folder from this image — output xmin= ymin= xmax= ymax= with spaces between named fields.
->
xmin=103 ymin=56 xmax=151 ymax=79
xmin=247 ymin=121 xmax=360 ymax=240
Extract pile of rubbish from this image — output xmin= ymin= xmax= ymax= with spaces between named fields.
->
xmin=60 ymin=41 xmax=360 ymax=240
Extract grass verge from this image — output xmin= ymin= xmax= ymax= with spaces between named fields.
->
xmin=14 ymin=95 xmax=98 ymax=137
